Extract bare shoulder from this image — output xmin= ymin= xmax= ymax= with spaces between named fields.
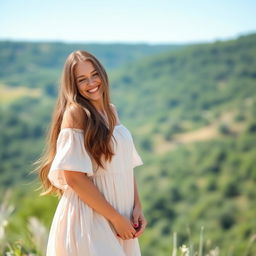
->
xmin=110 ymin=103 xmax=118 ymax=112
xmin=61 ymin=103 xmax=87 ymax=129
xmin=110 ymin=103 xmax=121 ymax=124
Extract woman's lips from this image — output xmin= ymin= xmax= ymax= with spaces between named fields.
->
xmin=87 ymin=85 xmax=100 ymax=94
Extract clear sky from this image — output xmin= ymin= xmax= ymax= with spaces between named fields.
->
xmin=1 ymin=0 xmax=255 ymax=44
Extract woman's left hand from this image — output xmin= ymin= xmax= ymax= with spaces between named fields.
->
xmin=131 ymin=204 xmax=147 ymax=238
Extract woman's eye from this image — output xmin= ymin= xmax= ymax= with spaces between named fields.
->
xmin=78 ymin=74 xmax=98 ymax=83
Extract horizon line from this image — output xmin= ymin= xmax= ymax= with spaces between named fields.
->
xmin=0 ymin=31 xmax=255 ymax=46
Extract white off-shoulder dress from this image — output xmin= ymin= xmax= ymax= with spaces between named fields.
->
xmin=46 ymin=124 xmax=144 ymax=256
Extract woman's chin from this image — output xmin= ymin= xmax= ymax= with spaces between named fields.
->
xmin=83 ymin=92 xmax=102 ymax=101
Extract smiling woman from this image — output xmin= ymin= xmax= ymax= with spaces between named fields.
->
xmin=75 ymin=61 xmax=102 ymax=97
xmin=34 ymin=50 xmax=147 ymax=256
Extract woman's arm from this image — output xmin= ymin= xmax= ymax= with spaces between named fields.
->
xmin=132 ymin=175 xmax=148 ymax=237
xmin=65 ymin=172 xmax=121 ymax=222
xmin=65 ymin=172 xmax=138 ymax=240
xmin=134 ymin=176 xmax=142 ymax=208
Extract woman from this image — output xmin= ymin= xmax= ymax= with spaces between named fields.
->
xmin=37 ymin=50 xmax=147 ymax=255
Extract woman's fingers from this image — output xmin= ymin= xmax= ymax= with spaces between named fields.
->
xmin=134 ymin=226 xmax=144 ymax=237
xmin=134 ymin=218 xmax=147 ymax=237
xmin=117 ymin=231 xmax=137 ymax=240
xmin=132 ymin=217 xmax=140 ymax=228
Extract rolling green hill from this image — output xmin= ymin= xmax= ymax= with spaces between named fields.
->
xmin=109 ymin=33 xmax=256 ymax=255
xmin=1 ymin=33 xmax=256 ymax=255
xmin=0 ymin=41 xmax=181 ymax=92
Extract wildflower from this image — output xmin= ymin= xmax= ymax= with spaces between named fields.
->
xmin=28 ymin=216 xmax=48 ymax=255
xmin=0 ymin=190 xmax=15 ymax=242
xmin=206 ymin=246 xmax=220 ymax=256
xmin=179 ymin=244 xmax=189 ymax=256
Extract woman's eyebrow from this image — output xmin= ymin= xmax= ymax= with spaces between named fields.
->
xmin=76 ymin=70 xmax=97 ymax=79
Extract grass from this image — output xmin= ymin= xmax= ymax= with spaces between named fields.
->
xmin=171 ymin=226 xmax=219 ymax=256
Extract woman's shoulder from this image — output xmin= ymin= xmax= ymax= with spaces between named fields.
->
xmin=110 ymin=103 xmax=121 ymax=124
xmin=61 ymin=103 xmax=86 ymax=130
xmin=110 ymin=103 xmax=119 ymax=116
xmin=110 ymin=103 xmax=116 ymax=110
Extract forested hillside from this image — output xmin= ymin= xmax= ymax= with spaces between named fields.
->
xmin=1 ymin=33 xmax=256 ymax=255
xmin=109 ymin=33 xmax=256 ymax=255
xmin=0 ymin=41 xmax=180 ymax=92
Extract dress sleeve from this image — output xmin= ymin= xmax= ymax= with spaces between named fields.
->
xmin=132 ymin=139 xmax=144 ymax=169
xmin=48 ymin=128 xmax=94 ymax=190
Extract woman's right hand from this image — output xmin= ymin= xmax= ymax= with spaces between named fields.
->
xmin=110 ymin=214 xmax=137 ymax=240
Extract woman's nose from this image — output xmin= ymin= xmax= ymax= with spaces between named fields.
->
xmin=87 ymin=77 xmax=96 ymax=85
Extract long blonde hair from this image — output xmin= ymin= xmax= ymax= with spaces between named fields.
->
xmin=34 ymin=50 xmax=117 ymax=198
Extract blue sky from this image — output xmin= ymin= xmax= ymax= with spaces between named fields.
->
xmin=1 ymin=0 xmax=255 ymax=44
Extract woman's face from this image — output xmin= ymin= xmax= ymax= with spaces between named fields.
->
xmin=75 ymin=60 xmax=103 ymax=101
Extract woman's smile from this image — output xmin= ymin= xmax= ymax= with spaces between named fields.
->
xmin=87 ymin=85 xmax=100 ymax=94
xmin=75 ymin=60 xmax=103 ymax=102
